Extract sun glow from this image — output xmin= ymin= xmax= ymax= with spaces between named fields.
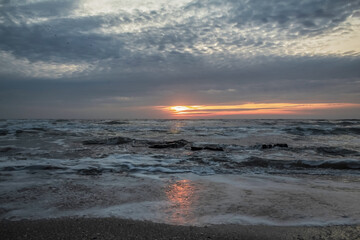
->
xmin=170 ymin=106 xmax=191 ymax=112
xmin=162 ymin=103 xmax=360 ymax=117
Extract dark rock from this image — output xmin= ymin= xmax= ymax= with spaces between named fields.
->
xmin=261 ymin=144 xmax=288 ymax=149
xmin=191 ymin=144 xmax=224 ymax=151
xmin=274 ymin=143 xmax=288 ymax=148
xmin=191 ymin=146 xmax=204 ymax=151
xmin=204 ymin=145 xmax=224 ymax=151
xmin=0 ymin=129 xmax=8 ymax=136
xmin=149 ymin=139 xmax=189 ymax=149
xmin=82 ymin=136 xmax=132 ymax=145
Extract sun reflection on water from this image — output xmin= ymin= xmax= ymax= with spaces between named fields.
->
xmin=168 ymin=121 xmax=185 ymax=134
xmin=164 ymin=179 xmax=199 ymax=225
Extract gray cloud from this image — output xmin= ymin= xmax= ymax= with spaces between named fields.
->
xmin=188 ymin=0 xmax=360 ymax=36
xmin=0 ymin=0 xmax=359 ymax=118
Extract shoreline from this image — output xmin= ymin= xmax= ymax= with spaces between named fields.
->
xmin=1 ymin=218 xmax=359 ymax=240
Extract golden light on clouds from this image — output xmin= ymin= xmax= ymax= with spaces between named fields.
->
xmin=163 ymin=103 xmax=360 ymax=117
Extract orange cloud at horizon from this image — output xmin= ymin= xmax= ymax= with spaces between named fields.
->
xmin=160 ymin=103 xmax=360 ymax=117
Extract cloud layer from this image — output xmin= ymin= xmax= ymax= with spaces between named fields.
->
xmin=0 ymin=0 xmax=359 ymax=118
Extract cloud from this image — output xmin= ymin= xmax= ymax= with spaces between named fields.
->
xmin=0 ymin=0 xmax=359 ymax=118
xmin=0 ymin=50 xmax=94 ymax=78
xmin=200 ymin=89 xmax=237 ymax=94
xmin=163 ymin=103 xmax=360 ymax=117
xmin=1 ymin=0 xmax=359 ymax=67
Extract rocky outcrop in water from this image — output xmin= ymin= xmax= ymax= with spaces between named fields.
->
xmin=191 ymin=145 xmax=224 ymax=151
xmin=261 ymin=143 xmax=288 ymax=149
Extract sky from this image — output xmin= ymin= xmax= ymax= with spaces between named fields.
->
xmin=0 ymin=0 xmax=360 ymax=119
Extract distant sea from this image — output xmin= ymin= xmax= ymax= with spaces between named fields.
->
xmin=0 ymin=119 xmax=359 ymax=225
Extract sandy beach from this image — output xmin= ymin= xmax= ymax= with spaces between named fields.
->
xmin=1 ymin=218 xmax=359 ymax=240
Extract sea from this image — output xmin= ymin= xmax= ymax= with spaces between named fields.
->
xmin=0 ymin=119 xmax=359 ymax=226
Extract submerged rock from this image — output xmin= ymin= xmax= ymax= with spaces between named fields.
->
xmin=191 ymin=146 xmax=204 ymax=151
xmin=274 ymin=143 xmax=288 ymax=148
xmin=261 ymin=143 xmax=288 ymax=149
xmin=148 ymin=139 xmax=189 ymax=149
xmin=82 ymin=136 xmax=132 ymax=145
xmin=204 ymin=145 xmax=224 ymax=151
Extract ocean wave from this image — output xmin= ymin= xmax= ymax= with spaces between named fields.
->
xmin=284 ymin=127 xmax=360 ymax=136
xmin=239 ymin=157 xmax=360 ymax=170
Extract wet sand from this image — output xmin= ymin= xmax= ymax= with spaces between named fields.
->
xmin=1 ymin=218 xmax=359 ymax=240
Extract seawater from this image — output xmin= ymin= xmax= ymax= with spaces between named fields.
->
xmin=0 ymin=119 xmax=359 ymax=225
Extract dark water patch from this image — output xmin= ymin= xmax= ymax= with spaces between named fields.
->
xmin=54 ymin=119 xmax=70 ymax=123
xmin=148 ymin=139 xmax=189 ymax=149
xmin=1 ymin=165 xmax=67 ymax=171
xmin=111 ymin=163 xmax=191 ymax=174
xmin=238 ymin=157 xmax=360 ymax=170
xmin=332 ymin=127 xmax=360 ymax=135
xmin=0 ymin=147 xmax=13 ymax=153
xmin=101 ymin=120 xmax=128 ymax=125
xmin=77 ymin=168 xmax=103 ymax=176
xmin=149 ymin=129 xmax=168 ymax=133
xmin=45 ymin=130 xmax=80 ymax=137
xmin=284 ymin=127 xmax=327 ymax=136
xmin=316 ymin=147 xmax=359 ymax=157
xmin=299 ymin=160 xmax=360 ymax=170
xmin=29 ymin=127 xmax=47 ymax=131
xmin=1 ymin=166 xmax=23 ymax=171
xmin=0 ymin=129 xmax=8 ymax=136
xmin=284 ymin=127 xmax=360 ymax=136
xmin=24 ymin=165 xmax=67 ymax=171
xmin=336 ymin=121 xmax=358 ymax=126
xmin=15 ymin=129 xmax=39 ymax=136
xmin=187 ymin=156 xmax=207 ymax=164
xmin=211 ymin=157 xmax=230 ymax=162
xmin=83 ymin=136 xmax=133 ymax=145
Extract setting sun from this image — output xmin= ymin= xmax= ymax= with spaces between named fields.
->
xmin=170 ymin=106 xmax=191 ymax=112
